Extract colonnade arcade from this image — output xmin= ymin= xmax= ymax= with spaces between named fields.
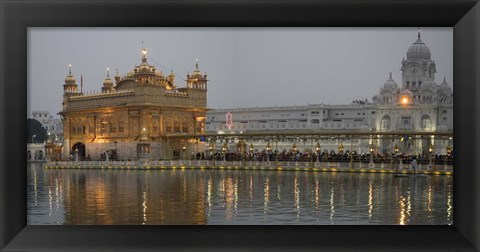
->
xmin=172 ymin=131 xmax=453 ymax=160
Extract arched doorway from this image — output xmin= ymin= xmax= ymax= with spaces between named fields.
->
xmin=34 ymin=150 xmax=43 ymax=160
xmin=72 ymin=142 xmax=86 ymax=161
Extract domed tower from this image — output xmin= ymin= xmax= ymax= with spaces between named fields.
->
xmin=437 ymin=77 xmax=453 ymax=104
xmin=418 ymin=76 xmax=438 ymax=104
xmin=168 ymin=68 xmax=175 ymax=85
xmin=101 ymin=68 xmax=114 ymax=93
xmin=400 ymin=29 xmax=437 ymax=94
xmin=379 ymin=72 xmax=398 ymax=104
xmin=62 ymin=64 xmax=79 ymax=110
xmin=133 ymin=46 xmax=167 ymax=87
xmin=114 ymin=68 xmax=121 ymax=84
xmin=186 ymin=59 xmax=208 ymax=90
xmin=63 ymin=64 xmax=78 ymax=94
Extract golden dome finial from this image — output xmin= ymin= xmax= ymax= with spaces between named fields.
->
xmin=195 ymin=59 xmax=199 ymax=70
xmin=68 ymin=64 xmax=72 ymax=74
xmin=141 ymin=41 xmax=147 ymax=56
xmin=106 ymin=67 xmax=110 ymax=78
xmin=168 ymin=67 xmax=175 ymax=84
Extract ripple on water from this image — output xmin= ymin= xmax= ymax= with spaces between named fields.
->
xmin=27 ymin=164 xmax=453 ymax=225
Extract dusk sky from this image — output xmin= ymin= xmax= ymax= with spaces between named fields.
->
xmin=27 ymin=28 xmax=452 ymax=117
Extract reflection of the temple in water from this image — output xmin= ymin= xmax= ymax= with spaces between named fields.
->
xmin=28 ymin=163 xmax=453 ymax=225
xmin=59 ymin=170 xmax=207 ymax=224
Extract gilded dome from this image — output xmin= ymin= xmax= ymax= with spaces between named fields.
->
xmin=155 ymin=69 xmax=163 ymax=77
xmin=114 ymin=69 xmax=121 ymax=82
xmin=406 ymin=32 xmax=431 ymax=60
xmin=103 ymin=68 xmax=114 ymax=86
xmin=65 ymin=74 xmax=76 ymax=84
xmin=103 ymin=77 xmax=113 ymax=86
xmin=65 ymin=65 xmax=76 ymax=84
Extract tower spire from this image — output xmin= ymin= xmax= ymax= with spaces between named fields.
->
xmin=68 ymin=64 xmax=72 ymax=74
xmin=418 ymin=27 xmax=421 ymax=38
xmin=195 ymin=59 xmax=199 ymax=70
xmin=107 ymin=67 xmax=110 ymax=78
xmin=389 ymin=72 xmax=392 ymax=79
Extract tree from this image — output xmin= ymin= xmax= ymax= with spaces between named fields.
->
xmin=27 ymin=118 xmax=48 ymax=143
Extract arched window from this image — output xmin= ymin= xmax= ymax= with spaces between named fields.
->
xmin=421 ymin=115 xmax=431 ymax=130
xmin=382 ymin=116 xmax=391 ymax=129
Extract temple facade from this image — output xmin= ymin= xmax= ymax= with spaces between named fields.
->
xmin=59 ymin=47 xmax=208 ymax=160
xmin=206 ymin=30 xmax=453 ymax=155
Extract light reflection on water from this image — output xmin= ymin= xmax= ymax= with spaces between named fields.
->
xmin=27 ymin=163 xmax=453 ymax=225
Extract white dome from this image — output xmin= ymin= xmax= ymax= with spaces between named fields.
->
xmin=423 ymin=77 xmax=437 ymax=91
xmin=383 ymin=72 xmax=398 ymax=90
xmin=438 ymin=77 xmax=452 ymax=93
xmin=400 ymin=89 xmax=413 ymax=97
xmin=406 ymin=33 xmax=431 ymax=60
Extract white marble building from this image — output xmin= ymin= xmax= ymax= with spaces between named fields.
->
xmin=206 ymin=31 xmax=453 ymax=155
xmin=31 ymin=111 xmax=64 ymax=141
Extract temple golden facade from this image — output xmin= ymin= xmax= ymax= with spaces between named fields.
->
xmin=59 ymin=47 xmax=207 ymax=160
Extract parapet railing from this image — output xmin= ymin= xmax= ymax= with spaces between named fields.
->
xmin=44 ymin=159 xmax=453 ymax=173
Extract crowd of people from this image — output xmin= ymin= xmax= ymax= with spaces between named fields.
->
xmin=200 ymin=150 xmax=453 ymax=165
xmin=69 ymin=148 xmax=453 ymax=166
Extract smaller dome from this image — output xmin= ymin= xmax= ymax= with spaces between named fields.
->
xmin=114 ymin=69 xmax=121 ymax=82
xmin=383 ymin=72 xmax=398 ymax=90
xmin=168 ymin=69 xmax=175 ymax=83
xmin=103 ymin=69 xmax=113 ymax=86
xmin=130 ymin=47 xmax=156 ymax=75
xmin=400 ymin=89 xmax=413 ymax=96
xmin=423 ymin=77 xmax=437 ymax=91
xmin=399 ymin=89 xmax=413 ymax=105
xmin=103 ymin=77 xmax=113 ymax=86
xmin=65 ymin=65 xmax=76 ymax=84
xmin=65 ymin=74 xmax=76 ymax=84
xmin=438 ymin=77 xmax=452 ymax=93
xmin=155 ymin=69 xmax=163 ymax=77
xmin=191 ymin=59 xmax=202 ymax=77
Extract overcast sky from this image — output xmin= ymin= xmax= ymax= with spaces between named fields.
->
xmin=27 ymin=27 xmax=452 ymax=117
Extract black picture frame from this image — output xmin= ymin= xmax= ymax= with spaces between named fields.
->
xmin=1 ymin=0 xmax=479 ymax=251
